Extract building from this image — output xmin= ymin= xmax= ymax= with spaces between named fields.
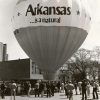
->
xmin=0 ymin=58 xmax=43 ymax=80
xmin=0 ymin=42 xmax=8 ymax=61
xmin=55 ymin=64 xmax=72 ymax=82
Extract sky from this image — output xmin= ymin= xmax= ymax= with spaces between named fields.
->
xmin=0 ymin=0 xmax=100 ymax=60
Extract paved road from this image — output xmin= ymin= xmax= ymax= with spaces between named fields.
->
xmin=0 ymin=87 xmax=100 ymax=100
xmin=0 ymin=93 xmax=82 ymax=100
xmin=0 ymin=92 xmax=96 ymax=100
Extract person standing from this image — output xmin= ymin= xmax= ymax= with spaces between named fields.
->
xmin=11 ymin=82 xmax=17 ymax=100
xmin=50 ymin=81 xmax=55 ymax=96
xmin=81 ymin=79 xmax=87 ymax=100
xmin=86 ymin=81 xmax=91 ymax=98
xmin=66 ymin=81 xmax=74 ymax=100
xmin=93 ymin=81 xmax=99 ymax=99
xmin=56 ymin=81 xmax=61 ymax=93
xmin=39 ymin=81 xmax=45 ymax=97
xmin=64 ymin=82 xmax=69 ymax=98
xmin=74 ymin=82 xmax=78 ymax=95
xmin=34 ymin=81 xmax=40 ymax=97
xmin=46 ymin=81 xmax=51 ymax=98
xmin=61 ymin=82 xmax=65 ymax=93
xmin=0 ymin=81 xmax=6 ymax=99
xmin=24 ymin=81 xmax=30 ymax=96
xmin=27 ymin=82 xmax=31 ymax=96
xmin=78 ymin=81 xmax=82 ymax=95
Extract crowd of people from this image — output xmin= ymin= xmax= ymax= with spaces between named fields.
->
xmin=0 ymin=79 xmax=99 ymax=100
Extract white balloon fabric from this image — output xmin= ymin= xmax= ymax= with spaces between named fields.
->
xmin=12 ymin=0 xmax=91 ymax=80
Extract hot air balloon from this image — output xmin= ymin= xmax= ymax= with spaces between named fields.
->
xmin=12 ymin=0 xmax=91 ymax=80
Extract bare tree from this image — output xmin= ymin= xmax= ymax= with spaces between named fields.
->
xmin=66 ymin=48 xmax=95 ymax=80
xmin=93 ymin=46 xmax=100 ymax=62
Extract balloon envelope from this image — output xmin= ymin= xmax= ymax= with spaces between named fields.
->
xmin=12 ymin=0 xmax=91 ymax=80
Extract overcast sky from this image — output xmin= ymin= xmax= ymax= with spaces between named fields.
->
xmin=0 ymin=0 xmax=100 ymax=60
